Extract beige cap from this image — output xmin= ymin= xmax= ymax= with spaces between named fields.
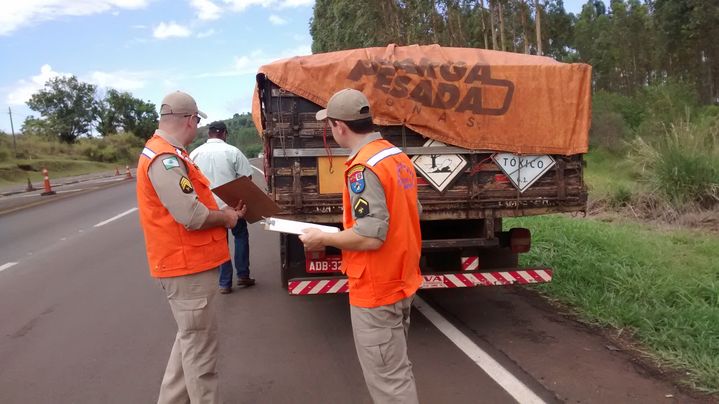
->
xmin=160 ymin=91 xmax=207 ymax=119
xmin=316 ymin=88 xmax=371 ymax=121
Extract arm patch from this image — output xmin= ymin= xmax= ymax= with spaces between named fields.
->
xmin=348 ymin=167 xmax=366 ymax=194
xmin=179 ymin=176 xmax=194 ymax=194
xmin=353 ymin=197 xmax=370 ymax=218
xmin=162 ymin=156 xmax=181 ymax=170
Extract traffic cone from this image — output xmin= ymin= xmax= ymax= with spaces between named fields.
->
xmin=115 ymin=167 xmax=120 ymax=176
xmin=41 ymin=168 xmax=56 ymax=196
xmin=26 ymin=177 xmax=35 ymax=192
xmin=125 ymin=165 xmax=133 ymax=179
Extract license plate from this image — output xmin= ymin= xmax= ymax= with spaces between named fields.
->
xmin=305 ymin=256 xmax=342 ymax=273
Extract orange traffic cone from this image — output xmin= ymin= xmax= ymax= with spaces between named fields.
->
xmin=41 ymin=168 xmax=56 ymax=196
xmin=125 ymin=165 xmax=133 ymax=179
xmin=115 ymin=167 xmax=120 ymax=176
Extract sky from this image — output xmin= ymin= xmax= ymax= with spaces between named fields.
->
xmin=0 ymin=0 xmax=591 ymax=134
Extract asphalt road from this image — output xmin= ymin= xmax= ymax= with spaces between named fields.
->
xmin=0 ymin=176 xmax=706 ymax=403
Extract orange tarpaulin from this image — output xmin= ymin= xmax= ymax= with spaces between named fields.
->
xmin=253 ymin=44 xmax=591 ymax=155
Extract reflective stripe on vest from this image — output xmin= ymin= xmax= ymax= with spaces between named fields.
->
xmin=366 ymin=146 xmax=402 ymax=167
xmin=141 ymin=147 xmax=156 ymax=160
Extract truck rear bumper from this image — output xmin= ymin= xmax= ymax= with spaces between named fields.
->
xmin=287 ymin=268 xmax=552 ymax=295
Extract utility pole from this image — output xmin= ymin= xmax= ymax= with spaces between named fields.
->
xmin=8 ymin=107 xmax=17 ymax=159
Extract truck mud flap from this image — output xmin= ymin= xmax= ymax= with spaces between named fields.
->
xmin=287 ymin=268 xmax=552 ymax=295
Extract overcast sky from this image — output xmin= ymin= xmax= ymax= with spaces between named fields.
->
xmin=0 ymin=0 xmax=591 ymax=134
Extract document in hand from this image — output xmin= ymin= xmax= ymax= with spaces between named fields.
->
xmin=262 ymin=217 xmax=340 ymax=235
xmin=211 ymin=177 xmax=280 ymax=224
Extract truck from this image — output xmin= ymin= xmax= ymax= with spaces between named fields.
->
xmin=251 ymin=44 xmax=591 ymax=295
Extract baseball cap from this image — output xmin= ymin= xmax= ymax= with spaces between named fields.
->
xmin=160 ymin=91 xmax=207 ymax=119
xmin=208 ymin=121 xmax=227 ymax=132
xmin=316 ymin=88 xmax=371 ymax=121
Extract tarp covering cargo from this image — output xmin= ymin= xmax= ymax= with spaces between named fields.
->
xmin=253 ymin=44 xmax=591 ymax=155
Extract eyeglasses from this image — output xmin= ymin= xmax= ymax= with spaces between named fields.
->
xmin=184 ymin=114 xmax=201 ymax=124
xmin=161 ymin=112 xmax=201 ymax=124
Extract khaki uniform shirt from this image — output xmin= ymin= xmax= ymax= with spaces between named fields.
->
xmin=147 ymin=130 xmax=209 ymax=230
xmin=347 ymin=132 xmax=422 ymax=241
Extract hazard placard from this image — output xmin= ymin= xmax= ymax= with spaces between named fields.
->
xmin=492 ymin=153 xmax=555 ymax=193
xmin=411 ymin=139 xmax=468 ymax=193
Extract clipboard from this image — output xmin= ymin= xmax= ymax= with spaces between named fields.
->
xmin=262 ymin=217 xmax=340 ymax=235
xmin=211 ymin=177 xmax=280 ymax=224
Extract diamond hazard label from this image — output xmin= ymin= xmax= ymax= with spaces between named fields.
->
xmin=411 ymin=139 xmax=468 ymax=193
xmin=492 ymin=153 xmax=555 ymax=193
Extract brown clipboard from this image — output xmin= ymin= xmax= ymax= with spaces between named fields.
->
xmin=211 ymin=177 xmax=279 ymax=224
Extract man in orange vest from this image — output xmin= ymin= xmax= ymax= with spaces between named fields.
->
xmin=136 ymin=91 xmax=246 ymax=404
xmin=300 ymin=89 xmax=423 ymax=403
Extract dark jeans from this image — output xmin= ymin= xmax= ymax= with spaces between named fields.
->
xmin=219 ymin=219 xmax=250 ymax=288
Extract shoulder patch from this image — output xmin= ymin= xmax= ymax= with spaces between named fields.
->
xmin=179 ymin=176 xmax=194 ymax=194
xmin=162 ymin=156 xmax=181 ymax=170
xmin=353 ymin=197 xmax=370 ymax=218
xmin=348 ymin=164 xmax=365 ymax=175
xmin=348 ymin=165 xmax=366 ymax=194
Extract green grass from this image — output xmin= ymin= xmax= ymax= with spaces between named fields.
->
xmin=507 ymin=215 xmax=719 ymax=392
xmin=584 ymin=147 xmax=644 ymax=200
xmin=0 ymin=159 xmax=119 ymax=187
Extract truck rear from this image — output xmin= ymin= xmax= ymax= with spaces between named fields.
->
xmin=251 ymin=44 xmax=591 ymax=295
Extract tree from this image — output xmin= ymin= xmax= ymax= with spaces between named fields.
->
xmin=534 ymin=0 xmax=543 ymax=54
xmin=95 ymin=89 xmax=158 ymax=139
xmin=543 ymin=0 xmax=576 ymax=61
xmin=653 ymin=0 xmax=719 ymax=102
xmin=26 ymin=76 xmax=97 ymax=143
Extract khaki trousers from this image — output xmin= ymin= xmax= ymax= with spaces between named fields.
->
xmin=350 ymin=295 xmax=419 ymax=404
xmin=157 ymin=268 xmax=219 ymax=404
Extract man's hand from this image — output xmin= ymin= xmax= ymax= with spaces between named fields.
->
xmin=299 ymin=228 xmax=326 ymax=251
xmin=221 ymin=206 xmax=240 ymax=228
xmin=233 ymin=200 xmax=248 ymax=219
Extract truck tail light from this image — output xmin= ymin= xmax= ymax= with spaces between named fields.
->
xmin=509 ymin=228 xmax=531 ymax=253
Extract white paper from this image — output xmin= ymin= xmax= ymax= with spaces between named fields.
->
xmin=262 ymin=217 xmax=340 ymax=235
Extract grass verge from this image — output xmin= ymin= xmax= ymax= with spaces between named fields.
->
xmin=507 ymin=215 xmax=719 ymax=393
xmin=0 ymin=159 xmax=120 ymax=187
xmin=584 ymin=147 xmax=643 ymax=201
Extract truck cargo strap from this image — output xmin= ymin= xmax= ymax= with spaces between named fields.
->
xmin=287 ymin=269 xmax=552 ymax=295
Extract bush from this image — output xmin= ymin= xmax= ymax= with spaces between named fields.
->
xmin=591 ymin=109 xmax=627 ymax=151
xmin=13 ymin=134 xmax=75 ymax=159
xmin=593 ymin=90 xmax=644 ymax=130
xmin=635 ymin=80 xmax=700 ymax=140
xmin=76 ymin=133 xmax=144 ymax=163
xmin=609 ymin=185 xmax=633 ymax=208
xmin=242 ymin=144 xmax=263 ymax=158
xmin=631 ymin=115 xmax=719 ymax=208
xmin=0 ymin=134 xmax=12 ymax=162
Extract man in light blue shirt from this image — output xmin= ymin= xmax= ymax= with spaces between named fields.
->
xmin=190 ymin=121 xmax=255 ymax=293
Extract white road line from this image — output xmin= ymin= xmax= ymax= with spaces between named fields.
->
xmin=0 ymin=262 xmax=18 ymax=272
xmin=94 ymin=208 xmax=138 ymax=228
xmin=413 ymin=296 xmax=547 ymax=404
xmin=251 ymin=165 xmax=264 ymax=175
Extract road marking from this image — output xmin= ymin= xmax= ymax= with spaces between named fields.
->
xmin=413 ymin=296 xmax=546 ymax=404
xmin=251 ymin=165 xmax=264 ymax=175
xmin=0 ymin=262 xmax=18 ymax=272
xmin=94 ymin=208 xmax=138 ymax=228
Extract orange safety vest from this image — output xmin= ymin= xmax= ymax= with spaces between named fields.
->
xmin=136 ymin=134 xmax=229 ymax=278
xmin=342 ymin=139 xmax=423 ymax=308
